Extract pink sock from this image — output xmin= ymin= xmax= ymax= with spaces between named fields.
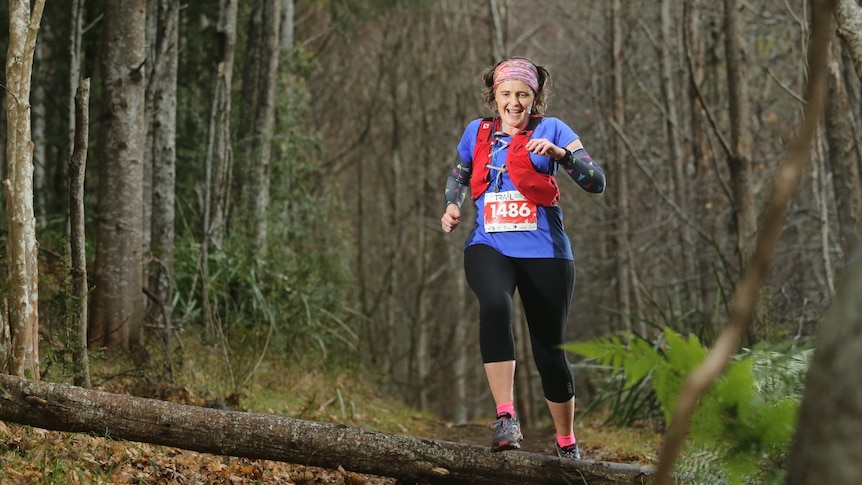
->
xmin=557 ymin=433 xmax=577 ymax=447
xmin=496 ymin=401 xmax=516 ymax=418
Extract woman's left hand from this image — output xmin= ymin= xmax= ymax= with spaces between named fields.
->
xmin=525 ymin=138 xmax=565 ymax=160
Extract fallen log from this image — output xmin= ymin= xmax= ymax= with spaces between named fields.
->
xmin=0 ymin=374 xmax=654 ymax=484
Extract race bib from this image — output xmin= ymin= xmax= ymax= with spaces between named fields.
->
xmin=484 ymin=191 xmax=538 ymax=232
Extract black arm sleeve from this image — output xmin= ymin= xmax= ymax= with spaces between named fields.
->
xmin=557 ymin=148 xmax=606 ymax=194
xmin=444 ymin=157 xmax=471 ymax=208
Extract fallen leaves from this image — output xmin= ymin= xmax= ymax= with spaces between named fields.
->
xmin=0 ymin=424 xmax=396 ymax=484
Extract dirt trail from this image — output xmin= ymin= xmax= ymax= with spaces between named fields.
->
xmin=422 ymin=417 xmax=657 ymax=464
xmin=425 ymin=420 xmax=566 ymax=457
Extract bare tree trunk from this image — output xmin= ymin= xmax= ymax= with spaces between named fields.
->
xmin=844 ymin=46 xmax=862 ymax=177
xmin=824 ymin=29 xmax=862 ymax=262
xmin=387 ymin=147 xmax=407 ymax=390
xmin=0 ymin=84 xmax=5 ymax=185
xmin=145 ymin=0 xmax=180 ymax=370
xmin=787 ymin=214 xmax=862 ymax=483
xmin=489 ymin=0 xmax=506 ymax=60
xmin=32 ymin=41 xmax=46 ymax=229
xmin=810 ymin=134 xmax=835 ymax=296
xmin=67 ymin=0 xmax=85 ymax=163
xmin=66 ymin=0 xmax=86 ymax=263
xmin=89 ymin=0 xmax=147 ymax=353
xmin=660 ymin=0 xmax=694 ymax=312
xmin=200 ymin=0 xmax=238 ymax=342
xmin=413 ymin=145 xmax=432 ymax=411
xmin=416 ymin=212 xmax=429 ymax=411
xmin=0 ymin=374 xmax=654 ymax=485
xmin=68 ymin=78 xmax=91 ymax=389
xmin=684 ymin=0 xmax=718 ymax=327
xmin=449 ymin=245 xmax=470 ymax=424
xmin=835 ymin=0 xmax=862 ymax=81
xmin=3 ymin=0 xmax=46 ymax=379
xmin=280 ymin=0 xmax=293 ymax=49
xmin=723 ymin=0 xmax=758 ymax=272
xmin=609 ymin=0 xmax=634 ymax=334
xmin=142 ymin=2 xmax=156 ymax=260
xmin=234 ymin=0 xmax=281 ymax=253
xmin=204 ymin=0 xmax=237 ymax=252
xmin=0 ymin=299 xmax=8 ymax=360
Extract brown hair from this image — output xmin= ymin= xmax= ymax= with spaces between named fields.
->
xmin=481 ymin=57 xmax=552 ymax=114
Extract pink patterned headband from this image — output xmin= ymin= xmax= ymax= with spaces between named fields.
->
xmin=493 ymin=58 xmax=539 ymax=93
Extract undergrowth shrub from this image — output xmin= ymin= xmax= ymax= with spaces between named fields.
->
xmin=565 ymin=328 xmax=812 ymax=485
xmin=173 ymin=231 xmax=356 ymax=355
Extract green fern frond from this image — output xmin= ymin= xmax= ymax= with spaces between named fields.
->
xmin=568 ymin=327 xmax=809 ymax=485
xmin=564 ymin=333 xmax=633 ymax=374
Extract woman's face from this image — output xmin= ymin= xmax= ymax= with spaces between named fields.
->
xmin=494 ymin=79 xmax=535 ymax=130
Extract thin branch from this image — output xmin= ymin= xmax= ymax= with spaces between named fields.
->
xmin=25 ymin=0 xmax=46 ymax=51
xmin=82 ymin=13 xmax=104 ymax=35
xmin=766 ymin=67 xmax=807 ymax=104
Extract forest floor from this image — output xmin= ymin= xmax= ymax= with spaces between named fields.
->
xmin=0 ymin=345 xmax=661 ymax=484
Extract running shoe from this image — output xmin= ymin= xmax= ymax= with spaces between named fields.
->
xmin=489 ymin=413 xmax=523 ymax=451
xmin=556 ymin=441 xmax=581 ymax=460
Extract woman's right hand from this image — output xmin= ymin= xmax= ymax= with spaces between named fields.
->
xmin=441 ymin=204 xmax=461 ymax=233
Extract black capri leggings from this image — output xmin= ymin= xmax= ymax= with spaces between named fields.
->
xmin=464 ymin=244 xmax=576 ymax=403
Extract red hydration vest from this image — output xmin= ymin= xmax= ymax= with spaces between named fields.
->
xmin=470 ymin=116 xmax=560 ymax=207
